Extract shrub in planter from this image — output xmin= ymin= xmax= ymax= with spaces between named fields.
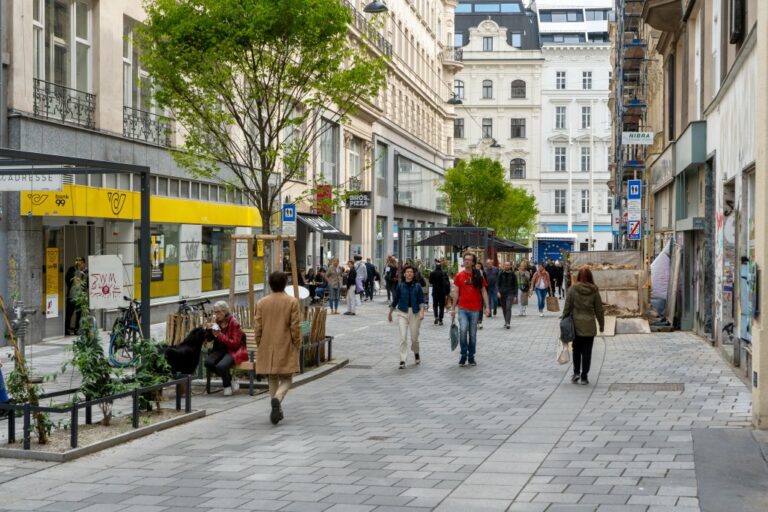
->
xmin=132 ymin=338 xmax=172 ymax=410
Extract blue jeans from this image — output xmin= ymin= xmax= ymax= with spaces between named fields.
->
xmin=328 ymin=287 xmax=340 ymax=310
xmin=535 ymin=288 xmax=548 ymax=312
xmin=487 ymin=286 xmax=498 ymax=314
xmin=458 ymin=308 xmax=480 ymax=361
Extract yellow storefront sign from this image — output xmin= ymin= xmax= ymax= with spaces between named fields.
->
xmin=20 ymin=185 xmax=261 ymax=227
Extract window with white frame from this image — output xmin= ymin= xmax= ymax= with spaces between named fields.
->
xmin=511 ymin=32 xmax=522 ymax=48
xmin=482 ymin=118 xmax=493 ymax=139
xmin=482 ymin=79 xmax=493 ymax=99
xmin=483 ymin=36 xmax=493 ymax=51
xmin=555 ymin=147 xmax=567 ymax=172
xmin=510 ymin=118 xmax=526 ymax=138
xmin=454 ymin=118 xmax=465 ymax=138
xmin=555 ymin=190 xmax=567 ymax=214
xmin=454 ymin=79 xmax=465 ymax=99
xmin=510 ymin=80 xmax=526 ymax=98
xmin=32 ymin=0 xmax=92 ymax=91
xmin=555 ymin=106 xmax=567 ymax=129
xmin=510 ymin=159 xmax=525 ymax=179
xmin=348 ymin=137 xmax=361 ymax=182
xmin=582 ymin=71 xmax=592 ymax=90
xmin=581 ymin=106 xmax=591 ymax=129
xmin=556 ymin=71 xmax=566 ymax=90
xmin=580 ymin=147 xmax=591 ymax=172
xmin=581 ymin=190 xmax=590 ymax=214
xmin=123 ymin=18 xmax=159 ymax=114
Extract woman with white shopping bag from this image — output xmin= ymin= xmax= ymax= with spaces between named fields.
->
xmin=561 ymin=267 xmax=604 ymax=385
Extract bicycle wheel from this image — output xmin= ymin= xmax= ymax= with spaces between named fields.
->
xmin=109 ymin=321 xmax=138 ymax=367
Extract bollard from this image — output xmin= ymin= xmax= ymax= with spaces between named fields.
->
xmin=185 ymin=375 xmax=192 ymax=413
xmin=22 ymin=404 xmax=30 ymax=450
xmin=70 ymin=406 xmax=78 ymax=449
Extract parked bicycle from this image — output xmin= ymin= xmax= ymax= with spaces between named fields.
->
xmin=108 ymin=296 xmax=142 ymax=368
xmin=177 ymin=297 xmax=210 ymax=316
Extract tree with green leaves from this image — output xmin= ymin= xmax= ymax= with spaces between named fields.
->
xmin=440 ymin=157 xmax=538 ymax=244
xmin=137 ymin=0 xmax=388 ymax=238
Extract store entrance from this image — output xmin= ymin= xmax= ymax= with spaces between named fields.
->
xmin=43 ymin=224 xmax=102 ymax=340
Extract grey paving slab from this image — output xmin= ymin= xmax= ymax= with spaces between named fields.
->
xmin=0 ymin=306 xmax=755 ymax=512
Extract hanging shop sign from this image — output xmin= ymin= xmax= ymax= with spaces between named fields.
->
xmin=345 ymin=191 xmax=372 ymax=209
xmin=0 ymin=174 xmax=62 ymax=191
xmin=45 ymin=248 xmax=59 ymax=318
xmin=622 ymin=132 xmax=654 ymax=145
xmin=88 ymin=255 xmax=125 ymax=310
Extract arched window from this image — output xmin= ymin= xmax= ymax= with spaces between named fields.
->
xmin=510 ymin=159 xmax=526 ymax=179
xmin=511 ymin=80 xmax=526 ymax=98
xmin=454 ymin=79 xmax=465 ymax=99
xmin=482 ymin=80 xmax=493 ymax=99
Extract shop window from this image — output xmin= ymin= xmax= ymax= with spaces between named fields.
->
xmin=134 ymin=223 xmax=179 ymax=299
xmin=200 ymin=183 xmax=209 ymax=201
xmin=157 ymin=177 xmax=168 ymax=196
xmin=89 ymin=173 xmax=102 ymax=187
xmin=201 ymin=226 xmax=233 ymax=292
xmin=191 ymin=181 xmax=200 ymax=199
xmin=169 ymin=179 xmax=179 ymax=198
xmin=180 ymin=180 xmax=189 ymax=198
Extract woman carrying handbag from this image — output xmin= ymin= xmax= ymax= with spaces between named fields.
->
xmin=561 ymin=267 xmax=605 ymax=385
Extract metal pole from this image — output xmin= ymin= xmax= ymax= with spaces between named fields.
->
xmin=589 ymin=98 xmax=595 ymax=251
xmin=139 ymin=171 xmax=151 ymax=338
xmin=568 ymin=100 xmax=573 ymax=234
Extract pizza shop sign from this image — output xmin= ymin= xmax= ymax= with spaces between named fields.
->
xmin=346 ymin=191 xmax=372 ymax=209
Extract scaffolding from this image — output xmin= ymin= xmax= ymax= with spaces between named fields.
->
xmin=612 ymin=0 xmax=649 ymax=250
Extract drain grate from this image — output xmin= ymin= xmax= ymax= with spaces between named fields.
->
xmin=345 ymin=364 xmax=373 ymax=370
xmin=367 ymin=436 xmax=390 ymax=441
xmin=609 ymin=383 xmax=685 ymax=392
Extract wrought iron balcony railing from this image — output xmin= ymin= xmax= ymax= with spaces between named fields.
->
xmin=123 ymin=106 xmax=173 ymax=147
xmin=342 ymin=0 xmax=393 ymax=56
xmin=33 ymin=79 xmax=96 ymax=129
xmin=440 ymin=47 xmax=464 ymax=62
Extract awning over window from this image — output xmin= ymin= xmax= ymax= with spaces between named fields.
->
xmin=297 ymin=213 xmax=351 ymax=241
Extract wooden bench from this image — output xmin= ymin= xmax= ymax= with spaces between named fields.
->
xmin=205 ymin=329 xmax=259 ymax=396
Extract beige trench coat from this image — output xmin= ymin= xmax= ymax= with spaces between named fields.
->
xmin=254 ymin=292 xmax=301 ymax=375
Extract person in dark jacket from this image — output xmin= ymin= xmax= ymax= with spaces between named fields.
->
xmin=388 ymin=266 xmax=426 ymax=369
xmin=545 ymin=259 xmax=557 ymax=296
xmin=364 ymin=258 xmax=376 ymax=301
xmin=554 ymin=261 xmax=565 ymax=298
xmin=484 ymin=259 xmax=500 ymax=316
xmin=65 ymin=256 xmax=88 ymax=335
xmin=497 ymin=261 xmax=518 ymax=329
xmin=562 ymin=267 xmax=605 ymax=385
xmin=344 ymin=260 xmax=358 ymax=315
xmin=428 ymin=260 xmax=450 ymax=325
xmin=384 ymin=256 xmax=399 ymax=301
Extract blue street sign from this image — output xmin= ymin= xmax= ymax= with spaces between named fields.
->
xmin=628 ymin=179 xmax=642 ymax=200
xmin=282 ymin=203 xmax=296 ymax=222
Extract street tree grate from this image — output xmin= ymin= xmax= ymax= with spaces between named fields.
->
xmin=609 ymin=383 xmax=685 ymax=392
xmin=345 ymin=364 xmax=373 ymax=369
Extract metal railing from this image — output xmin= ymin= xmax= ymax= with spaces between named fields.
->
xmin=123 ymin=106 xmax=173 ymax=147
xmin=440 ymin=47 xmax=464 ymax=62
xmin=342 ymin=0 xmax=393 ymax=56
xmin=33 ymin=79 xmax=96 ymax=129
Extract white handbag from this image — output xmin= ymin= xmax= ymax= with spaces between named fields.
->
xmin=556 ymin=340 xmax=571 ymax=365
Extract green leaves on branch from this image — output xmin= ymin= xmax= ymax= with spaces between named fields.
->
xmin=137 ymin=0 xmax=388 ymax=232
xmin=440 ymin=157 xmax=538 ymax=243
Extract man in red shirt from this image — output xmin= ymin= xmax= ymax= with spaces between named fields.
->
xmin=450 ymin=252 xmax=490 ymax=366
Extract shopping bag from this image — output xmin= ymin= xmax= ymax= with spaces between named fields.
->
xmin=559 ymin=315 xmax=575 ymax=343
xmin=556 ymin=340 xmax=570 ymax=365
xmin=546 ymin=296 xmax=560 ymax=312
xmin=449 ymin=318 xmax=459 ymax=351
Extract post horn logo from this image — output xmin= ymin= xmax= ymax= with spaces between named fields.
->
xmin=108 ymin=192 xmax=128 ymax=215
xmin=27 ymin=193 xmax=48 ymax=206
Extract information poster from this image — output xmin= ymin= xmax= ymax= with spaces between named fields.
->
xmin=88 ymin=255 xmax=125 ymax=310
xmin=151 ymin=234 xmax=165 ymax=281
xmin=45 ymin=248 xmax=59 ymax=318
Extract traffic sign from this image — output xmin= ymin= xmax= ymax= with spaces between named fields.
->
xmin=628 ymin=179 xmax=642 ymax=200
xmin=282 ymin=203 xmax=296 ymax=236
xmin=628 ymin=220 xmax=641 ymax=241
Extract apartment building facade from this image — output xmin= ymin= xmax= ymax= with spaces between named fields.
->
xmin=0 ymin=0 xmax=457 ymax=344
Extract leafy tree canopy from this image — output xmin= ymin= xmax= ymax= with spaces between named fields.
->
xmin=440 ymin=157 xmax=538 ymax=243
xmin=137 ymin=0 xmax=387 ymax=232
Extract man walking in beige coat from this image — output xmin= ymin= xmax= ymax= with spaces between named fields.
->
xmin=254 ymin=271 xmax=301 ymax=425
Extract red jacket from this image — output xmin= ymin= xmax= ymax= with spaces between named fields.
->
xmin=214 ymin=315 xmax=247 ymax=364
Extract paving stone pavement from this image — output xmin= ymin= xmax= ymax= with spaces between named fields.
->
xmin=0 ymin=297 xmax=755 ymax=511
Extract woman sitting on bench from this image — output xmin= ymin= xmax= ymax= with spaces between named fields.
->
xmin=204 ymin=300 xmax=246 ymax=396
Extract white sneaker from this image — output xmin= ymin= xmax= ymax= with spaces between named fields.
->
xmin=540 ymin=313 xmax=544 ymax=317
xmin=231 ymin=379 xmax=240 ymax=392
xmin=223 ymin=386 xmax=233 ymax=396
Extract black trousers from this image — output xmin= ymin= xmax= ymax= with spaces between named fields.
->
xmin=205 ymin=346 xmax=235 ymax=387
xmin=65 ymin=299 xmax=81 ymax=334
xmin=365 ymin=279 xmax=375 ymax=300
xmin=572 ymin=335 xmax=595 ymax=378
xmin=433 ymin=296 xmax=445 ymax=321
xmin=499 ymin=292 xmax=514 ymax=325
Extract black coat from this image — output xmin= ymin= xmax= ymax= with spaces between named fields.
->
xmin=345 ymin=267 xmax=357 ymax=288
xmin=497 ymin=270 xmax=518 ymax=295
xmin=428 ymin=267 xmax=450 ymax=298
